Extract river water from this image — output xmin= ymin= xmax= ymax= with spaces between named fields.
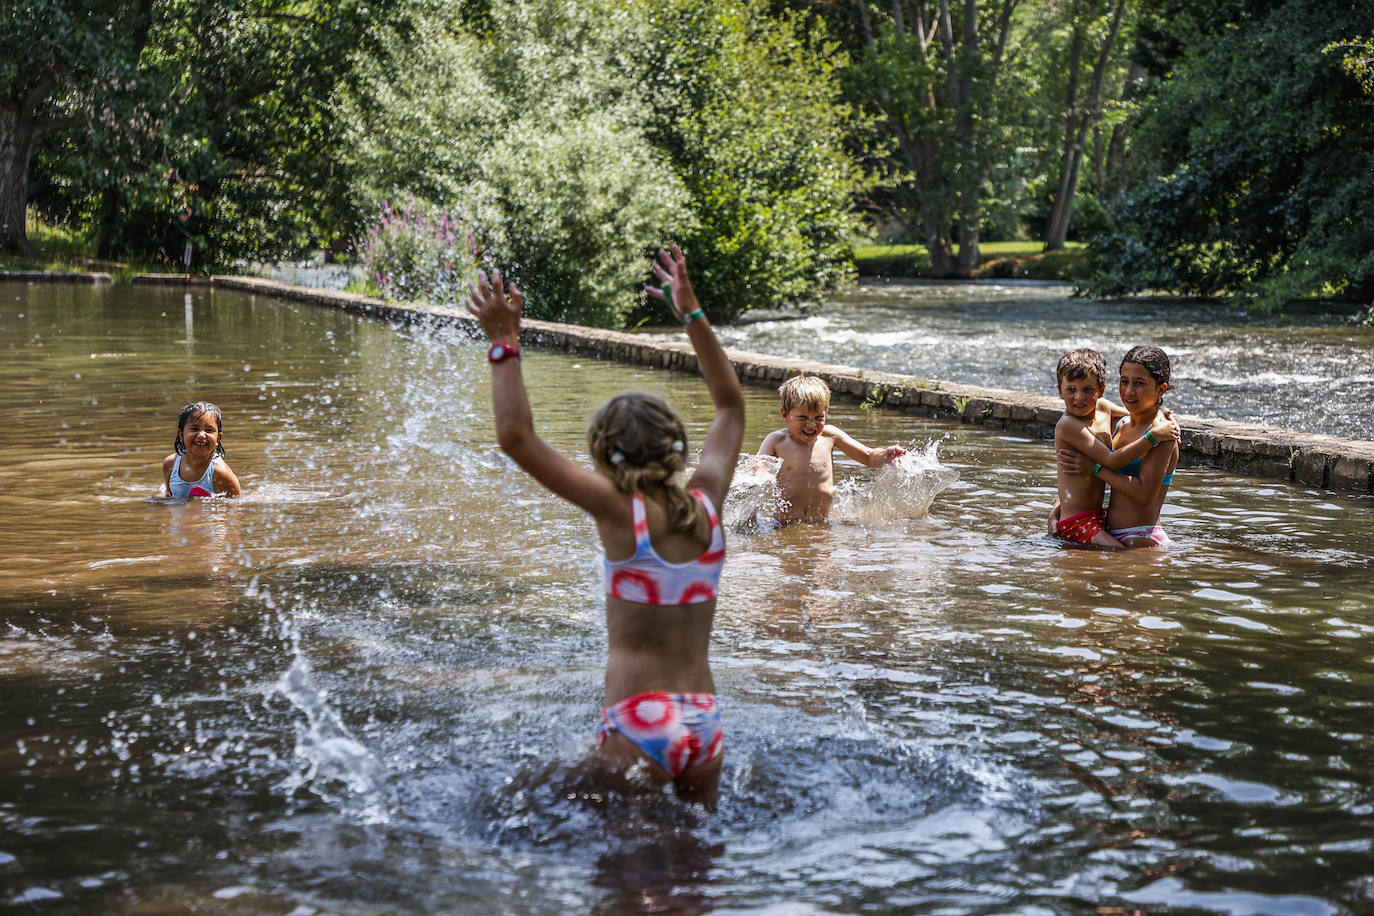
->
xmin=2 ymin=280 xmax=1372 ymax=913
xmin=713 ymin=280 xmax=1374 ymax=442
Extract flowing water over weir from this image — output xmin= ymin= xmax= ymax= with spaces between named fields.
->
xmin=714 ymin=280 xmax=1374 ymax=442
xmin=2 ymin=281 xmax=1373 ymax=914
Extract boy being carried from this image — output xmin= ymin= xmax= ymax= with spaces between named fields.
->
xmin=1052 ymin=348 xmax=1176 ymax=548
xmin=757 ymin=375 xmax=906 ymax=524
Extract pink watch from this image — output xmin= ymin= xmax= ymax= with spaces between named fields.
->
xmin=488 ymin=342 xmax=521 ymax=363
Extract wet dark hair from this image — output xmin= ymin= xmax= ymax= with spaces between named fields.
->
xmin=174 ymin=401 xmax=226 ymax=457
xmin=1056 ymin=348 xmax=1107 ymax=389
xmin=587 ymin=392 xmax=703 ymax=535
xmin=1120 ymin=346 xmax=1171 ymax=396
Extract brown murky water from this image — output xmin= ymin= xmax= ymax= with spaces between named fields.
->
xmin=2 ymin=280 xmax=1372 ymax=913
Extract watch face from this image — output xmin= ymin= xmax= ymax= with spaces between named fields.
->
xmin=491 ymin=344 xmax=507 ymax=359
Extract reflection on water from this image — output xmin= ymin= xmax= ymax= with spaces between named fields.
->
xmin=714 ymin=280 xmax=1374 ymax=441
xmin=2 ymin=280 xmax=1373 ymax=913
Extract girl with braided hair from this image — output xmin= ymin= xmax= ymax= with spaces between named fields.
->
xmin=464 ymin=245 xmax=745 ymax=803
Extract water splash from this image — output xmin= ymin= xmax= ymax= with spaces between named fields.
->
xmin=833 ymin=439 xmax=958 ymax=524
xmin=268 ymin=585 xmax=392 ymax=825
xmin=725 ymin=455 xmax=786 ymax=531
xmin=725 ymin=443 xmax=957 ymax=529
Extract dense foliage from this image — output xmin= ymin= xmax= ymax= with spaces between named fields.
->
xmin=6 ymin=0 xmax=1372 ymax=319
xmin=339 ymin=0 xmax=866 ymax=324
xmin=1081 ymin=0 xmax=1374 ymax=306
xmin=10 ymin=0 xmax=401 ymax=267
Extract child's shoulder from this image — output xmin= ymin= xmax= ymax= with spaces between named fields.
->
xmin=1054 ymin=412 xmax=1085 ymax=433
xmin=758 ymin=428 xmax=788 ymax=453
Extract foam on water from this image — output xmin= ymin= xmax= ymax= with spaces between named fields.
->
xmin=724 ymin=441 xmax=957 ymax=531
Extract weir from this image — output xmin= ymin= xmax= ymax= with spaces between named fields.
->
xmin=207 ymin=274 xmax=1374 ymax=497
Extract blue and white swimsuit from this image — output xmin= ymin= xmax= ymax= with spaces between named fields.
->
xmin=168 ymin=454 xmax=218 ymax=498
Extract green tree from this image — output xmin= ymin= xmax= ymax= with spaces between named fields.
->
xmin=842 ymin=0 xmax=1034 ymax=276
xmin=340 ymin=0 xmax=694 ymax=325
xmin=1084 ymin=0 xmax=1374 ymax=307
xmin=0 ymin=0 xmax=156 ymax=254
xmin=1037 ymin=0 xmax=1135 ymax=250
xmin=634 ymin=0 xmax=869 ymax=314
xmin=19 ymin=0 xmax=402 ymax=267
xmin=340 ymin=0 xmax=869 ymax=325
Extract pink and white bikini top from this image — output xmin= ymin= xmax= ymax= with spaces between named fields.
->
xmin=603 ymin=489 xmax=725 ymax=606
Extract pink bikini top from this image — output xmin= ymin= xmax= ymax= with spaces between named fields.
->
xmin=603 ymin=489 xmax=725 ymax=606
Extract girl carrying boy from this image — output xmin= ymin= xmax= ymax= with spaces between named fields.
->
xmin=1059 ymin=346 xmax=1178 ymax=547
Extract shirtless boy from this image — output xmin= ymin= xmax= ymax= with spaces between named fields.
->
xmin=1051 ymin=348 xmax=1176 ymax=547
xmin=756 ymin=375 xmax=906 ymax=524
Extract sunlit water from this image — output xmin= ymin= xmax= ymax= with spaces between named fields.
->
xmin=2 ymin=281 xmax=1373 ymax=914
xmin=713 ymin=280 xmax=1374 ymax=441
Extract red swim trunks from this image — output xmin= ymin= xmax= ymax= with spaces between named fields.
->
xmin=1056 ymin=508 xmax=1108 ymax=545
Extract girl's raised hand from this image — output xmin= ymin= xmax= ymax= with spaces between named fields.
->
xmin=464 ymin=268 xmax=523 ymax=345
xmin=645 ymin=244 xmax=702 ymax=324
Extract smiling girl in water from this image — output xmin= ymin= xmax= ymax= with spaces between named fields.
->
xmin=162 ymin=401 xmax=242 ymax=498
xmin=464 ymin=245 xmax=744 ymax=802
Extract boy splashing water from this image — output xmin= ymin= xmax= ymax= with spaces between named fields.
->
xmin=756 ymin=375 xmax=906 ymax=524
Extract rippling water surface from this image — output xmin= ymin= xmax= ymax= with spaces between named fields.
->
xmin=2 ymin=281 xmax=1372 ymax=914
xmin=713 ymin=280 xmax=1374 ymax=441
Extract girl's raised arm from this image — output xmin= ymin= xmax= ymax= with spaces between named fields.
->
xmin=465 ymin=268 xmax=621 ymax=518
xmin=645 ymin=245 xmax=744 ymax=508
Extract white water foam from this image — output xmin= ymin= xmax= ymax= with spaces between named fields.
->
xmin=724 ymin=441 xmax=958 ymax=529
xmin=833 ymin=440 xmax=959 ymax=524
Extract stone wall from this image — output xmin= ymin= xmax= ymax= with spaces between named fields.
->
xmin=153 ymin=274 xmax=1374 ymax=497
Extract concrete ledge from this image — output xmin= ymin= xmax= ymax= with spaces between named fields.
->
xmin=131 ymin=274 xmax=212 ymax=286
xmin=22 ymin=271 xmax=1374 ymax=497
xmin=2 ymin=270 xmax=113 ymax=283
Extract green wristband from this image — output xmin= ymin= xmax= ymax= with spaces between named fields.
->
xmin=680 ymin=308 xmax=705 ymax=325
xmin=1144 ymin=430 xmax=1159 ymax=447
xmin=1092 ymin=462 xmax=1103 ymax=477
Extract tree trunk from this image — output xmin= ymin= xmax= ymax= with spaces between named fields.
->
xmin=1044 ymin=0 xmax=1128 ymax=251
xmin=0 ymin=104 xmax=38 ymax=256
xmin=96 ymin=185 xmax=121 ymax=259
xmin=952 ymin=0 xmax=980 ymax=275
xmin=1044 ymin=24 xmax=1084 ymax=251
xmin=926 ymin=227 xmax=957 ymax=275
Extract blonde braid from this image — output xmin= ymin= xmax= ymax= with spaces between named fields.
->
xmin=588 ymin=393 xmax=706 ymax=535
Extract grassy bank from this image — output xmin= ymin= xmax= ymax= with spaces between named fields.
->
xmin=0 ymin=213 xmax=137 ymax=277
xmin=853 ymin=241 xmax=1085 ymax=282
